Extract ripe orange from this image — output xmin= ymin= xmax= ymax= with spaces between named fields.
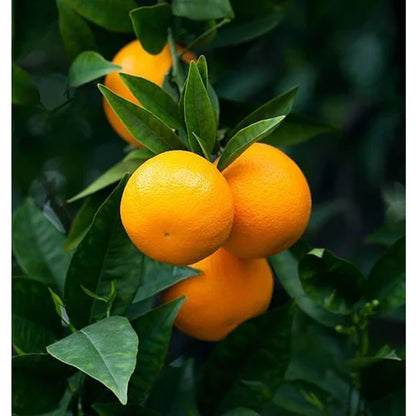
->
xmin=220 ymin=143 xmax=311 ymax=259
xmin=162 ymin=248 xmax=274 ymax=341
xmin=120 ymin=151 xmax=234 ymax=265
xmin=104 ymin=40 xmax=195 ymax=146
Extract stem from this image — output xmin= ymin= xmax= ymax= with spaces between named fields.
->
xmin=179 ymin=18 xmax=231 ymax=57
xmin=167 ymin=28 xmax=185 ymax=90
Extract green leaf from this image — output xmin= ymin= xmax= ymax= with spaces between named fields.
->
xmin=196 ymin=55 xmax=208 ymax=87
xmin=12 ymin=353 xmax=74 ymax=415
xmin=212 ymin=0 xmax=284 ymax=47
xmin=263 ymin=113 xmax=335 ymax=147
xmin=184 ymin=62 xmax=217 ymax=155
xmin=99 ymin=84 xmax=186 ymax=152
xmin=366 ymin=237 xmax=405 ymax=314
xmin=130 ymin=5 xmax=171 ymax=55
xmin=68 ymin=51 xmax=121 ymax=88
xmin=12 ymin=63 xmax=40 ymax=106
xmin=146 ymin=359 xmax=200 ymax=416
xmin=365 ymin=220 xmax=405 ymax=247
xmin=128 ymin=298 xmax=186 ymax=405
xmin=269 ymin=249 xmax=348 ymax=327
xmin=119 ymin=73 xmax=183 ymax=131
xmin=13 ymin=278 xmax=62 ymax=354
xmin=68 ymin=0 xmax=137 ymax=33
xmin=133 ymin=256 xmax=198 ymax=303
xmin=64 ymin=178 xmax=144 ymax=329
xmin=227 ymin=86 xmax=298 ymax=138
xmin=47 ymin=316 xmax=138 ymax=405
xmin=67 ymin=148 xmax=152 ymax=203
xmin=266 ymin=380 xmax=342 ymax=416
xmin=172 ymin=0 xmax=234 ymax=20
xmin=56 ymin=0 xmax=96 ymax=58
xmin=217 ymin=116 xmax=285 ymax=171
xmin=359 ymin=358 xmax=405 ymax=402
xmin=298 ymin=249 xmax=366 ymax=314
xmin=12 ymin=199 xmax=72 ymax=294
xmin=64 ymin=192 xmax=108 ymax=251
xmin=198 ymin=302 xmax=294 ymax=414
xmin=208 ymin=82 xmax=220 ymax=123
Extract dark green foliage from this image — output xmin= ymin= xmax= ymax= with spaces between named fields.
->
xmin=12 ymin=0 xmax=405 ymax=414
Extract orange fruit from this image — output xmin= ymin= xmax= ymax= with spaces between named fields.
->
xmin=162 ymin=248 xmax=274 ymax=341
xmin=219 ymin=142 xmax=311 ymax=259
xmin=120 ymin=150 xmax=234 ymax=265
xmin=103 ymin=40 xmax=196 ymax=146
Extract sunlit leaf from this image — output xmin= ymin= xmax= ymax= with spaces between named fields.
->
xmin=68 ymin=51 xmax=121 ymax=88
xmin=47 ymin=316 xmax=138 ymax=405
xmin=217 ymin=116 xmax=285 ymax=171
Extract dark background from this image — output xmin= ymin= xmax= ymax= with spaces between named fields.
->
xmin=13 ymin=0 xmax=405 ymax=273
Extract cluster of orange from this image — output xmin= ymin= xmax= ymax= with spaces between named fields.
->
xmin=104 ymin=41 xmax=312 ymax=341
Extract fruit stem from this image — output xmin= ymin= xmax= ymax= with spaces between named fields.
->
xmin=167 ymin=28 xmax=186 ymax=90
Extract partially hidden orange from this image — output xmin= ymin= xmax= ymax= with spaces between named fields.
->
xmin=120 ymin=150 xmax=234 ymax=265
xmin=219 ymin=142 xmax=312 ymax=259
xmin=104 ymin=40 xmax=195 ymax=146
xmin=162 ymin=248 xmax=274 ymax=341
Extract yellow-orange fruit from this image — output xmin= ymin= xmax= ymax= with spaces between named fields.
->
xmin=162 ymin=248 xmax=274 ymax=341
xmin=120 ymin=151 xmax=234 ymax=265
xmin=103 ymin=40 xmax=195 ymax=146
xmin=220 ymin=143 xmax=311 ymax=258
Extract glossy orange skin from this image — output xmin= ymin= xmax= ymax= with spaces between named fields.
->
xmin=162 ymin=248 xmax=274 ymax=341
xmin=120 ymin=151 xmax=234 ymax=265
xmin=103 ymin=40 xmax=195 ymax=146
xmin=220 ymin=143 xmax=312 ymax=258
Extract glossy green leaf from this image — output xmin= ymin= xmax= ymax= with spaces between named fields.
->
xmin=13 ymin=278 xmax=62 ymax=353
xmin=119 ymin=73 xmax=183 ymax=131
xmin=263 ymin=113 xmax=335 ymax=147
xmin=68 ymin=51 xmax=121 ymax=88
xmin=133 ymin=256 xmax=198 ymax=303
xmin=130 ymin=5 xmax=171 ymax=55
xmin=12 ymin=353 xmax=73 ymax=415
xmin=217 ymin=116 xmax=285 ymax=171
xmin=128 ymin=298 xmax=186 ymax=404
xmin=12 ymin=63 xmax=40 ymax=106
xmin=64 ymin=193 xmax=108 ymax=251
xmin=67 ymin=148 xmax=153 ymax=203
xmin=269 ymin=249 xmax=348 ymax=327
xmin=172 ymin=0 xmax=234 ymax=20
xmin=208 ymin=82 xmax=220 ymax=123
xmin=99 ymin=84 xmax=186 ymax=152
xmin=12 ymin=199 xmax=72 ymax=294
xmin=68 ymin=0 xmax=137 ymax=33
xmin=184 ymin=62 xmax=217 ymax=155
xmin=227 ymin=86 xmax=298 ymax=138
xmin=298 ymin=249 xmax=366 ymax=314
xmin=47 ymin=316 xmax=138 ymax=405
xmin=365 ymin=220 xmax=405 ymax=247
xmin=198 ymin=302 xmax=294 ymax=414
xmin=56 ymin=0 xmax=96 ymax=58
xmin=64 ymin=179 xmax=144 ymax=329
xmin=212 ymin=0 xmax=283 ymax=47
xmin=196 ymin=55 xmax=208 ymax=87
xmin=146 ymin=359 xmax=199 ymax=416
xmin=366 ymin=237 xmax=405 ymax=314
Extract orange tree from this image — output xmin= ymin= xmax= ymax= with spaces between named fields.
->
xmin=12 ymin=0 xmax=405 ymax=415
